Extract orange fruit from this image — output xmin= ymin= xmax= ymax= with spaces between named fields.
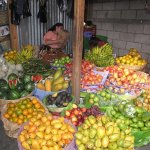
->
xmin=27 ymin=108 xmax=33 ymax=114
xmin=27 ymin=114 xmax=32 ymax=119
xmin=4 ymin=113 xmax=9 ymax=119
xmin=17 ymin=119 xmax=24 ymax=125
xmin=31 ymin=98 xmax=38 ymax=104
xmin=18 ymin=115 xmax=24 ymax=119
xmin=8 ymin=102 xmax=15 ymax=108
xmin=20 ymin=104 xmax=26 ymax=110
xmin=23 ymin=109 xmax=28 ymax=116
xmin=12 ymin=113 xmax=17 ymax=118
xmin=26 ymin=102 xmax=33 ymax=108
xmin=12 ymin=117 xmax=18 ymax=123
xmin=7 ymin=109 xmax=13 ymax=115
xmin=34 ymin=103 xmax=41 ymax=109
xmin=23 ymin=117 xmax=28 ymax=123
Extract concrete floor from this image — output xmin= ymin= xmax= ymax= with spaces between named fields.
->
xmin=0 ymin=120 xmax=149 ymax=150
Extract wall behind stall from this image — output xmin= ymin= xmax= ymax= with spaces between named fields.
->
xmin=87 ymin=0 xmax=150 ymax=72
xmin=17 ymin=0 xmax=73 ymax=54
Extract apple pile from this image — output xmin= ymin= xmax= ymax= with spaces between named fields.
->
xmin=64 ymin=60 xmax=95 ymax=78
xmin=81 ymin=71 xmax=103 ymax=85
xmin=65 ymin=105 xmax=103 ymax=126
xmin=105 ymin=66 xmax=147 ymax=85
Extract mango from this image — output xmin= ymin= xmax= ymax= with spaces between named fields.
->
xmin=88 ymin=115 xmax=96 ymax=125
xmin=75 ymin=133 xmax=83 ymax=140
xmin=89 ymin=128 xmax=97 ymax=138
xmin=53 ymin=76 xmax=64 ymax=85
xmin=81 ymin=136 xmax=89 ymax=144
xmin=52 ymin=83 xmax=63 ymax=91
xmin=123 ymin=140 xmax=133 ymax=148
xmin=36 ymin=131 xmax=44 ymax=139
xmin=78 ymin=144 xmax=86 ymax=150
xmin=22 ymin=141 xmax=30 ymax=150
xmin=53 ymin=70 xmax=63 ymax=80
xmin=109 ymin=133 xmax=120 ymax=142
xmin=117 ymin=139 xmax=124 ymax=147
xmin=106 ymin=125 xmax=114 ymax=136
xmin=105 ymin=122 xmax=115 ymax=128
xmin=86 ymin=141 xmax=94 ymax=149
xmin=95 ymin=139 xmax=101 ymax=148
xmin=31 ymin=139 xmax=41 ymax=149
xmin=42 ymin=146 xmax=49 ymax=150
xmin=108 ymin=142 xmax=117 ymax=150
xmin=113 ymin=126 xmax=120 ymax=134
xmin=101 ymin=136 xmax=109 ymax=148
xmin=97 ymin=126 xmax=106 ymax=138
xmin=62 ymin=81 xmax=69 ymax=89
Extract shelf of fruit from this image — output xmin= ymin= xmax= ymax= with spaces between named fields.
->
xmin=0 ymin=44 xmax=150 ymax=150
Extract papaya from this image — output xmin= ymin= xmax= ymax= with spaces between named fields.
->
xmin=62 ymin=81 xmax=69 ymax=89
xmin=53 ymin=70 xmax=62 ymax=80
xmin=53 ymin=76 xmax=65 ymax=85
xmin=52 ymin=83 xmax=63 ymax=91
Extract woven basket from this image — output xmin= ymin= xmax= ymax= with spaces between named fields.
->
xmin=0 ymin=10 xmax=8 ymax=26
xmin=116 ymin=63 xmax=147 ymax=71
xmin=1 ymin=96 xmax=49 ymax=138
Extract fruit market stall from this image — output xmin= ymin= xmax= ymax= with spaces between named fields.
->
xmin=0 ymin=0 xmax=150 ymax=150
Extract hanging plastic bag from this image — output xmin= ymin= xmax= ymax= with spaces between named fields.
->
xmin=37 ymin=0 xmax=47 ymax=23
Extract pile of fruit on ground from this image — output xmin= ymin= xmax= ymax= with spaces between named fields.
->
xmin=0 ymin=44 xmax=150 ymax=150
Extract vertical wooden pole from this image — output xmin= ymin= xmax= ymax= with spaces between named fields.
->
xmin=8 ymin=0 xmax=19 ymax=50
xmin=72 ymin=0 xmax=85 ymax=103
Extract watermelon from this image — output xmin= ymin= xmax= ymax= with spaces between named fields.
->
xmin=0 ymin=84 xmax=9 ymax=92
xmin=20 ymin=90 xmax=29 ymax=97
xmin=23 ymin=74 xmax=31 ymax=83
xmin=0 ymin=79 xmax=7 ymax=86
xmin=25 ymin=81 xmax=35 ymax=92
xmin=8 ymin=90 xmax=21 ymax=100
xmin=8 ymin=73 xmax=18 ymax=81
xmin=17 ymin=83 xmax=25 ymax=92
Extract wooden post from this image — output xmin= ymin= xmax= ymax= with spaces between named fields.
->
xmin=72 ymin=0 xmax=85 ymax=103
xmin=8 ymin=0 xmax=19 ymax=50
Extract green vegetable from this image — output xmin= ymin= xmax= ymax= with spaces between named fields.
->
xmin=0 ymin=84 xmax=9 ymax=91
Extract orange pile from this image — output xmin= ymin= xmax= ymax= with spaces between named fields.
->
xmin=3 ymin=97 xmax=45 ymax=125
xmin=18 ymin=114 xmax=75 ymax=150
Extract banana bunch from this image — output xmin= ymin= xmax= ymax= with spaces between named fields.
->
xmin=16 ymin=45 xmax=34 ymax=63
xmin=84 ymin=43 xmax=115 ymax=67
